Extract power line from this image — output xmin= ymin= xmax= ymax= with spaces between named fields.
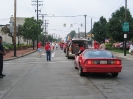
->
xmin=21 ymin=0 xmax=35 ymax=15
xmin=0 ymin=18 xmax=10 ymax=20
xmin=117 ymin=0 xmax=125 ymax=8
xmin=106 ymin=0 xmax=124 ymax=17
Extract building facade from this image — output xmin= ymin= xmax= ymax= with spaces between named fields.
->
xmin=0 ymin=17 xmax=30 ymax=44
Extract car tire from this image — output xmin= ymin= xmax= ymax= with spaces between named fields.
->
xmin=79 ymin=65 xmax=84 ymax=76
xmin=111 ymin=73 xmax=118 ymax=77
xmin=74 ymin=61 xmax=78 ymax=69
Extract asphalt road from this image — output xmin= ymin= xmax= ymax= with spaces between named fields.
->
xmin=0 ymin=50 xmax=133 ymax=99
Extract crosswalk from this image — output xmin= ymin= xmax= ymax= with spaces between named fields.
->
xmin=3 ymin=52 xmax=73 ymax=65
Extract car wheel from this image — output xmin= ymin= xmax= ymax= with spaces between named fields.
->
xmin=68 ymin=56 xmax=70 ymax=59
xmin=79 ymin=65 xmax=84 ymax=76
xmin=74 ymin=61 xmax=78 ymax=69
xmin=111 ymin=73 xmax=118 ymax=77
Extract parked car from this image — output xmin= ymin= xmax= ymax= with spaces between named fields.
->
xmin=74 ymin=49 xmax=122 ymax=77
xmin=65 ymin=38 xmax=88 ymax=59
xmin=119 ymin=42 xmax=131 ymax=49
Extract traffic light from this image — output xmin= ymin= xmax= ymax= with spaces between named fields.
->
xmin=63 ymin=24 xmax=66 ymax=27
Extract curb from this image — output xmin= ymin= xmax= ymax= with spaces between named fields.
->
xmin=111 ymin=51 xmax=133 ymax=60
xmin=4 ymin=50 xmax=37 ymax=61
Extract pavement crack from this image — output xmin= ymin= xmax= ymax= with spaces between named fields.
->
xmin=88 ymin=77 xmax=108 ymax=99
xmin=1 ymin=61 xmax=39 ymax=99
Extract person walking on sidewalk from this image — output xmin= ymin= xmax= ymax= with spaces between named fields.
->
xmin=129 ymin=42 xmax=133 ymax=55
xmin=0 ymin=36 xmax=6 ymax=78
xmin=37 ymin=41 xmax=42 ymax=58
xmin=45 ymin=42 xmax=51 ymax=61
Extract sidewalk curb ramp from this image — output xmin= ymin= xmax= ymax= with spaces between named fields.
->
xmin=4 ymin=50 xmax=37 ymax=61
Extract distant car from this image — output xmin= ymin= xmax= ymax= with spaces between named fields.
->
xmin=65 ymin=38 xmax=88 ymax=59
xmin=119 ymin=42 xmax=131 ymax=49
xmin=74 ymin=49 xmax=122 ymax=77
xmin=113 ymin=42 xmax=122 ymax=48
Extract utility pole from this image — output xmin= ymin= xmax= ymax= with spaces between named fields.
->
xmin=124 ymin=0 xmax=127 ymax=56
xmin=31 ymin=0 xmax=43 ymax=49
xmin=44 ymin=20 xmax=49 ymax=34
xmin=14 ymin=0 xmax=16 ymax=57
xmin=78 ymin=28 xmax=80 ymax=38
xmin=91 ymin=18 xmax=92 ymax=47
xmin=39 ymin=14 xmax=47 ymax=32
xmin=84 ymin=15 xmax=87 ymax=39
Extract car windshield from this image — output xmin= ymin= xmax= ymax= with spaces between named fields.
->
xmin=84 ymin=50 xmax=114 ymax=58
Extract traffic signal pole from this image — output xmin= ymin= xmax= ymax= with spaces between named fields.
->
xmin=84 ymin=15 xmax=87 ymax=39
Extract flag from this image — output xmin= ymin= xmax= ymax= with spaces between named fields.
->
xmin=105 ymin=38 xmax=109 ymax=42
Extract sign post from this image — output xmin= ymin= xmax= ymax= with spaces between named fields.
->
xmin=122 ymin=22 xmax=129 ymax=56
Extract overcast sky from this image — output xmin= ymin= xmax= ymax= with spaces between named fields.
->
xmin=0 ymin=0 xmax=133 ymax=39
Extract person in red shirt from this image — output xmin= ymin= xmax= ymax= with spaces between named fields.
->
xmin=76 ymin=44 xmax=85 ymax=55
xmin=94 ymin=41 xmax=100 ymax=49
xmin=37 ymin=41 xmax=42 ymax=58
xmin=44 ymin=42 xmax=51 ymax=61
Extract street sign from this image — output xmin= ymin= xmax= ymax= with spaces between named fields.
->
xmin=10 ymin=26 xmax=18 ymax=33
xmin=122 ymin=22 xmax=129 ymax=32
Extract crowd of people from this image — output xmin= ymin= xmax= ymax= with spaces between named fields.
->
xmin=37 ymin=40 xmax=107 ymax=61
xmin=37 ymin=41 xmax=66 ymax=61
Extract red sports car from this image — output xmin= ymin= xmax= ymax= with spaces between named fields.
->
xmin=74 ymin=49 xmax=122 ymax=77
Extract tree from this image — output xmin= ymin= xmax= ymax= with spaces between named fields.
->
xmin=17 ymin=25 xmax=23 ymax=46
xmin=106 ymin=6 xmax=133 ymax=42
xmin=21 ymin=17 xmax=43 ymax=49
xmin=1 ymin=25 xmax=22 ymax=45
xmin=69 ymin=30 xmax=76 ymax=38
xmin=92 ymin=16 xmax=107 ymax=42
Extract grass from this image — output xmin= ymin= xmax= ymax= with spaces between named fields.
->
xmin=108 ymin=48 xmax=129 ymax=54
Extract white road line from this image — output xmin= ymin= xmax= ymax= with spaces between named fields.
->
xmin=4 ymin=60 xmax=72 ymax=65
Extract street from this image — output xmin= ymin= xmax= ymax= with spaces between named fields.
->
xmin=0 ymin=50 xmax=133 ymax=99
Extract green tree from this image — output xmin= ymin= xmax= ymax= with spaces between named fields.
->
xmin=69 ymin=30 xmax=76 ymax=38
xmin=1 ymin=25 xmax=22 ymax=45
xmin=17 ymin=25 xmax=23 ymax=46
xmin=106 ymin=6 xmax=133 ymax=42
xmin=92 ymin=16 xmax=107 ymax=42
xmin=21 ymin=17 xmax=43 ymax=49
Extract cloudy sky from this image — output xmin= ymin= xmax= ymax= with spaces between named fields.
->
xmin=0 ymin=0 xmax=133 ymax=39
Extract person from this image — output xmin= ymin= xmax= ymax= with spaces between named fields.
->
xmin=99 ymin=41 xmax=106 ymax=50
xmin=129 ymin=42 xmax=133 ymax=55
xmin=55 ymin=43 xmax=58 ymax=50
xmin=37 ymin=41 xmax=42 ymax=58
xmin=94 ymin=41 xmax=100 ymax=49
xmin=45 ymin=42 xmax=51 ymax=61
xmin=0 ymin=36 xmax=6 ymax=78
xmin=51 ymin=43 xmax=55 ymax=58
xmin=76 ymin=44 xmax=85 ymax=55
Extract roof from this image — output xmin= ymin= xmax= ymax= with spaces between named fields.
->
xmin=72 ymin=38 xmax=88 ymax=41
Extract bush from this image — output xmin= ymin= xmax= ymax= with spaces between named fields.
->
xmin=105 ymin=43 xmax=113 ymax=50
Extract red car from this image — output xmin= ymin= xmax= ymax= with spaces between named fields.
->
xmin=74 ymin=49 xmax=122 ymax=77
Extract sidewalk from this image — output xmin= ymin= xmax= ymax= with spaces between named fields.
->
xmin=111 ymin=51 xmax=133 ymax=60
xmin=4 ymin=48 xmax=37 ymax=61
